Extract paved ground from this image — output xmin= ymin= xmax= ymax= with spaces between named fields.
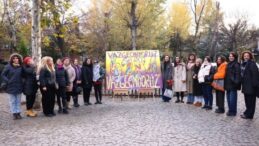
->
xmin=0 ymin=92 xmax=259 ymax=146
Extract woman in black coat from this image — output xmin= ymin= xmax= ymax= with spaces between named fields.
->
xmin=81 ymin=58 xmax=93 ymax=105
xmin=55 ymin=59 xmax=69 ymax=114
xmin=224 ymin=52 xmax=241 ymax=116
xmin=22 ymin=57 xmax=38 ymax=117
xmin=161 ymin=55 xmax=173 ymax=102
xmin=240 ymin=51 xmax=259 ymax=119
xmin=39 ymin=56 xmax=56 ymax=117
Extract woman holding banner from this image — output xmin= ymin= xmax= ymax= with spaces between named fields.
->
xmin=161 ymin=55 xmax=173 ymax=102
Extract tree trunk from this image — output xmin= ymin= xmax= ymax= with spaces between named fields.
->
xmin=4 ymin=0 xmax=17 ymax=53
xmin=31 ymin=0 xmax=42 ymax=110
xmin=130 ymin=0 xmax=137 ymax=50
xmin=32 ymin=0 xmax=42 ymax=64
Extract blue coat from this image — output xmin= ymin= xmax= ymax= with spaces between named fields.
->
xmin=1 ymin=64 xmax=23 ymax=94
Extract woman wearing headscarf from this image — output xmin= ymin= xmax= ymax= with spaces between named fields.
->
xmin=1 ymin=53 xmax=23 ymax=120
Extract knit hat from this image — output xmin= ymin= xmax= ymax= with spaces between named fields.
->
xmin=23 ymin=57 xmax=32 ymax=65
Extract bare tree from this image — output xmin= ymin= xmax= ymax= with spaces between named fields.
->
xmin=190 ymin=0 xmax=207 ymax=53
xmin=130 ymin=0 xmax=137 ymax=50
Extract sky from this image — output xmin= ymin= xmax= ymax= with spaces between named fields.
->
xmin=72 ymin=0 xmax=259 ymax=27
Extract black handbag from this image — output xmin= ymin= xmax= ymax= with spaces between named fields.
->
xmin=75 ymin=86 xmax=82 ymax=94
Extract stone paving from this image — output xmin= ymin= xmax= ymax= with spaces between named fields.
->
xmin=0 ymin=92 xmax=259 ymax=146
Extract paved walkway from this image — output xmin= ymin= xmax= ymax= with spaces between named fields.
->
xmin=0 ymin=93 xmax=259 ymax=146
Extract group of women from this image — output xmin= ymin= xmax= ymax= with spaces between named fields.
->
xmin=1 ymin=50 xmax=259 ymax=120
xmin=161 ymin=51 xmax=259 ymax=119
xmin=1 ymin=53 xmax=105 ymax=119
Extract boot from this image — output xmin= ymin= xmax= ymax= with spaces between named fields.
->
xmin=13 ymin=113 xmax=18 ymax=120
xmin=73 ymin=99 xmax=80 ymax=107
xmin=16 ymin=113 xmax=22 ymax=119
xmin=27 ymin=109 xmax=37 ymax=117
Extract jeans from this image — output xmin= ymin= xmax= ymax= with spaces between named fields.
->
xmin=8 ymin=94 xmax=22 ymax=114
xmin=187 ymin=93 xmax=194 ymax=103
xmin=202 ymin=84 xmax=213 ymax=107
xmin=226 ymin=90 xmax=237 ymax=114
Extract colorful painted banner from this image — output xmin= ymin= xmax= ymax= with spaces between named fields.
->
xmin=106 ymin=50 xmax=162 ymax=90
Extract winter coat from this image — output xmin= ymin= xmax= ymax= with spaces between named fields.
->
xmin=241 ymin=60 xmax=259 ymax=95
xmin=72 ymin=65 xmax=82 ymax=95
xmin=22 ymin=65 xmax=38 ymax=96
xmin=39 ymin=67 xmax=56 ymax=88
xmin=186 ymin=62 xmax=195 ymax=93
xmin=213 ymin=62 xmax=227 ymax=80
xmin=224 ymin=61 xmax=241 ymax=91
xmin=193 ymin=65 xmax=203 ymax=96
xmin=55 ymin=66 xmax=69 ymax=88
xmin=198 ymin=63 xmax=211 ymax=83
xmin=81 ymin=65 xmax=93 ymax=89
xmin=63 ymin=64 xmax=76 ymax=92
xmin=1 ymin=64 xmax=23 ymax=94
xmin=161 ymin=61 xmax=173 ymax=89
xmin=173 ymin=63 xmax=187 ymax=92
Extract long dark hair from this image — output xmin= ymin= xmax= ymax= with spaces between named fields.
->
xmin=10 ymin=53 xmax=23 ymax=66
xmin=228 ymin=52 xmax=238 ymax=62
xmin=187 ymin=53 xmax=196 ymax=63
xmin=174 ymin=56 xmax=181 ymax=67
xmin=83 ymin=58 xmax=92 ymax=66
